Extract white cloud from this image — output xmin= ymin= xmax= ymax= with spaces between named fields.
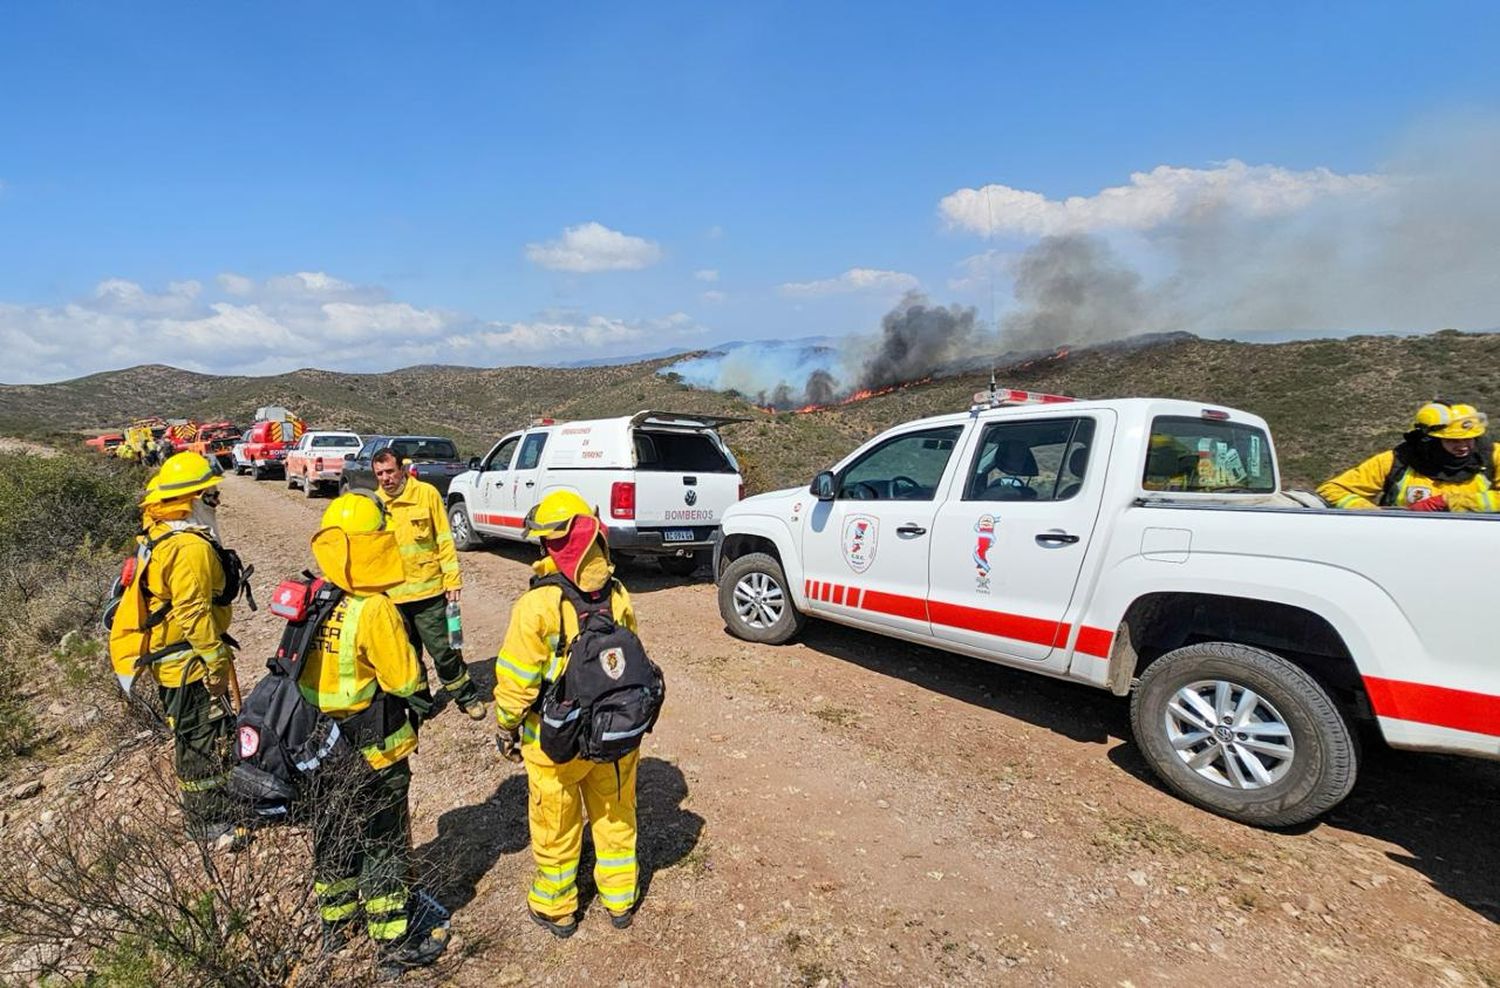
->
xmin=694 ymin=269 xmax=719 ymax=282
xmin=0 ymin=271 xmax=707 ymax=382
xmin=525 ymin=221 xmax=662 ymax=273
xmin=216 ymin=272 xmax=254 ymax=296
xmin=779 ymin=267 xmax=920 ymax=298
xmin=940 ymin=159 xmax=1385 ymax=237
xmin=700 ymin=290 xmax=727 ymax=303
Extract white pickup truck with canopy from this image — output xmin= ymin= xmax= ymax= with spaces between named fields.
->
xmin=715 ymin=386 xmax=1500 ymax=826
xmin=446 ymin=411 xmax=745 ymax=575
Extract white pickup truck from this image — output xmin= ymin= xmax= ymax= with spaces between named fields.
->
xmin=714 ymin=388 xmax=1500 ymax=826
xmin=446 ymin=411 xmax=745 ymax=575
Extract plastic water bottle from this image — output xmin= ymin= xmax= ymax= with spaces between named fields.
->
xmin=445 ymin=601 xmax=464 ymax=651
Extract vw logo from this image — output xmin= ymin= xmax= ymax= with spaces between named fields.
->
xmin=684 ymin=489 xmax=698 ymax=506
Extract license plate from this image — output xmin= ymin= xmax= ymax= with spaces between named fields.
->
xmin=663 ymin=529 xmax=696 ymax=543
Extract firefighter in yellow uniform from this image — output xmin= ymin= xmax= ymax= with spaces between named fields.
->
xmin=109 ymin=452 xmax=240 ymax=843
xmin=372 ymin=449 xmax=485 ymax=719
xmin=303 ymin=493 xmax=446 ymax=972
xmin=493 ymin=491 xmax=641 ymax=938
xmin=1319 ymin=401 xmax=1500 ymax=512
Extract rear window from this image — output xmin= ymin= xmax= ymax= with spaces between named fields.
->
xmin=634 ymin=430 xmax=736 ymax=472
xmin=313 ymin=435 xmax=361 ymax=448
xmin=1143 ymin=416 xmax=1274 ymax=493
xmin=391 ymin=438 xmax=458 ymax=461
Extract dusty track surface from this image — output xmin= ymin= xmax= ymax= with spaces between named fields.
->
xmin=214 ymin=473 xmax=1500 ymax=986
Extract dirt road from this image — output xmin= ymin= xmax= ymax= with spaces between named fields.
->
xmin=216 ymin=474 xmax=1500 ymax=986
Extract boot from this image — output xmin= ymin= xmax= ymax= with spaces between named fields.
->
xmin=457 ymin=696 xmax=487 ymax=721
xmin=529 ymin=908 xmax=578 ymax=939
xmin=377 ymin=927 xmax=449 ymax=978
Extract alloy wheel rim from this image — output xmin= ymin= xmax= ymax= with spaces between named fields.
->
xmin=1164 ymin=679 xmax=1295 ymax=790
xmin=733 ymin=571 xmax=785 ymax=629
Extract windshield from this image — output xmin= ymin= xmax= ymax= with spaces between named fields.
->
xmin=312 ymin=435 xmax=361 ymax=448
xmin=392 ymin=438 xmax=459 ymax=461
xmin=1143 ymin=416 xmax=1275 ymax=493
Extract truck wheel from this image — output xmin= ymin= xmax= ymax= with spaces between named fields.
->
xmin=718 ymin=552 xmax=805 ymax=645
xmin=1130 ymin=642 xmax=1358 ymax=828
xmin=251 ymin=464 xmax=263 ymax=481
xmin=287 ymin=473 xmax=298 ymax=490
xmin=304 ymin=476 xmax=318 ymax=498
xmin=659 ymin=552 xmax=706 ymax=578
xmin=449 ymin=501 xmax=481 ymax=551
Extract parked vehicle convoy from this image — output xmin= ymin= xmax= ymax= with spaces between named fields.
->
xmin=285 ymin=430 xmax=363 ymax=498
xmin=232 ymin=406 xmax=305 ymax=480
xmin=342 ymin=435 xmax=467 ymax=497
xmin=714 ymin=386 xmax=1500 ymax=827
xmin=445 ymin=411 xmax=745 ymax=575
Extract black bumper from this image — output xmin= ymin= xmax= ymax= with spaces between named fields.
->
xmin=606 ymin=525 xmax=721 ymax=556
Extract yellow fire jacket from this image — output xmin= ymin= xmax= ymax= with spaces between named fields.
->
xmin=377 ymin=478 xmax=461 ymax=604
xmin=493 ymin=558 xmax=637 ymax=761
xmin=301 ymin=526 xmax=431 ymax=769
xmin=109 ymin=521 xmax=232 ymax=689
xmin=1317 ymin=448 xmax=1500 ymax=512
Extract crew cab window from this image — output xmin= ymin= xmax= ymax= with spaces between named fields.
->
xmin=965 ymin=417 xmax=1096 ymax=502
xmin=485 ymin=436 xmax=520 ymax=471
xmin=1143 ymin=416 xmax=1275 ymax=493
xmin=515 ymin=433 xmax=548 ymax=470
xmin=634 ymin=431 xmax=736 ymax=472
xmin=355 ymin=440 xmax=379 ymax=461
xmin=839 ymin=426 xmax=963 ymax=501
xmin=391 ymin=438 xmax=459 ymax=461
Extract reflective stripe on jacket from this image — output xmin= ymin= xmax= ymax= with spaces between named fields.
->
xmin=377 ymin=478 xmax=461 ymax=603
xmin=1317 ymin=448 xmax=1500 ymax=512
xmin=492 ymin=568 xmax=637 ymax=759
xmin=298 ymin=591 xmax=427 ymax=769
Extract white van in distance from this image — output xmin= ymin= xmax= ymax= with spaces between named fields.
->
xmin=445 ymin=411 xmax=745 ymax=575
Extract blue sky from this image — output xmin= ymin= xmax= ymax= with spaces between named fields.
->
xmin=2 ymin=2 xmax=1498 ymax=382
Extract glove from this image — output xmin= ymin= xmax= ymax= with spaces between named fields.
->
xmin=495 ymin=728 xmax=522 ymax=764
xmin=1409 ymin=494 xmax=1448 ymax=512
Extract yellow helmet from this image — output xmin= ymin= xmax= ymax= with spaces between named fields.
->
xmin=320 ymin=492 xmax=387 ymax=533
xmin=1413 ymin=401 xmax=1487 ymax=440
xmin=524 ymin=489 xmax=595 ymax=539
xmin=140 ymin=451 xmax=221 ymax=505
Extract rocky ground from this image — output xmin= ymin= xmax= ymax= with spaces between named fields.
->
xmin=5 ymin=471 xmax=1499 ymax=986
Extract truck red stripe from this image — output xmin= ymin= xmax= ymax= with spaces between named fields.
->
xmin=1074 ymin=626 xmax=1115 ymax=659
xmin=928 ymin=600 xmax=1071 ymax=649
xmin=1362 ymin=676 xmax=1500 ymax=738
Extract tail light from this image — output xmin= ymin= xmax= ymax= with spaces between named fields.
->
xmin=314 ymin=457 xmax=323 ymax=472
xmin=737 ymin=482 xmax=745 ymax=502
xmin=408 ymin=463 xmax=418 ymax=477
xmin=610 ymin=481 xmax=636 ymax=520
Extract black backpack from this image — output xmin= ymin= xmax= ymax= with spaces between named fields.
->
xmin=227 ymin=575 xmax=402 ymax=819
xmin=533 ymin=576 xmax=665 ymax=764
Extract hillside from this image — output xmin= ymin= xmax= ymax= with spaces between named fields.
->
xmin=4 ymin=330 xmax=1499 ymax=492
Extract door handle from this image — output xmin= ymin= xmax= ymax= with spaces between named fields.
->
xmin=1035 ymin=531 xmax=1080 ymax=545
xmin=896 ymin=524 xmax=927 ymax=537
xmin=525 ymin=481 xmax=536 ymax=488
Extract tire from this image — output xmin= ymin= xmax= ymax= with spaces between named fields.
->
xmin=718 ymin=552 xmax=805 ymax=645
xmin=251 ymin=464 xmax=264 ymax=481
xmin=234 ymin=463 xmax=247 ymax=476
xmin=449 ymin=501 xmax=481 ymax=551
xmin=304 ymin=476 xmax=319 ymax=498
xmin=1130 ymin=642 xmax=1358 ymax=828
xmin=287 ymin=473 xmax=299 ymax=490
xmin=659 ymin=552 xmax=705 ymax=577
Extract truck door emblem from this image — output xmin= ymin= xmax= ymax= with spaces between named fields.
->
xmin=842 ymin=515 xmax=878 ymax=573
xmin=973 ymin=514 xmax=997 ymax=594
xmin=684 ymin=489 xmax=698 ymax=506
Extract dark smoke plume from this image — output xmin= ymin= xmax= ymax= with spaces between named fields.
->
xmin=1001 ymin=235 xmax=1158 ymax=349
xmin=805 ymin=369 xmax=837 ymax=405
xmin=858 ymin=293 xmax=982 ymax=390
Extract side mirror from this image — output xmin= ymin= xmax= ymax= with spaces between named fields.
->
xmin=343 ymin=452 xmax=355 ymax=461
xmin=468 ymin=457 xmax=481 ymax=470
xmin=810 ymin=470 xmax=837 ymax=501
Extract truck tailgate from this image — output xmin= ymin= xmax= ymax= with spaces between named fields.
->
xmin=635 ymin=472 xmax=740 ymax=529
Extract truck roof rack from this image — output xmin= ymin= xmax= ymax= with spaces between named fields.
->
xmin=629 ymin=410 xmax=754 ymax=430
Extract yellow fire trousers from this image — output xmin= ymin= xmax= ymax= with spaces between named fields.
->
xmin=522 ymin=747 xmax=639 ymax=920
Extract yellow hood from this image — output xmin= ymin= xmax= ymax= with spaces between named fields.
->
xmin=142 ymin=499 xmax=194 ymax=525
xmin=312 ymin=527 xmax=405 ymax=595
